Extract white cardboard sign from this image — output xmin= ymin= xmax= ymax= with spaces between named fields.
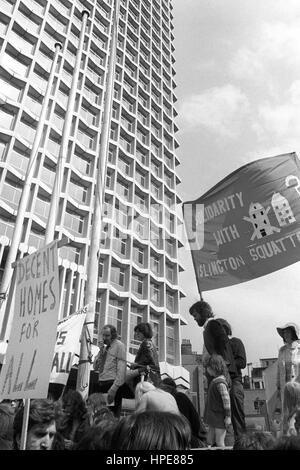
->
xmin=0 ymin=241 xmax=60 ymax=399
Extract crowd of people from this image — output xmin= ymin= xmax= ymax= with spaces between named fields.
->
xmin=1 ymin=307 xmax=300 ymax=451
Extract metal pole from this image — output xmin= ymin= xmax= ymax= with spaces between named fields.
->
xmin=0 ymin=42 xmax=62 ymax=343
xmin=44 ymin=10 xmax=89 ymax=245
xmin=76 ymin=0 xmax=120 ymax=399
xmin=20 ymin=398 xmax=30 ymax=450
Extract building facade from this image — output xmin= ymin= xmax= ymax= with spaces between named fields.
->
xmin=181 ymin=339 xmax=206 ymax=416
xmin=0 ymin=0 xmax=188 ymax=382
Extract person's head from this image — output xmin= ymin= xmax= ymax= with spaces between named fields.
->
xmin=134 ymin=322 xmax=153 ymax=341
xmin=61 ymin=389 xmax=87 ymax=421
xmin=294 ymin=408 xmax=300 ymax=435
xmin=101 ymin=324 xmax=118 ymax=346
xmin=159 ymin=378 xmax=177 ymax=395
xmin=218 ymin=318 xmax=232 ymax=336
xmin=110 ymin=411 xmax=191 ymax=450
xmin=13 ymin=399 xmax=57 ymax=450
xmin=86 ymin=393 xmax=114 ymax=426
xmin=0 ymin=404 xmax=14 ymax=449
xmin=273 ymin=408 xmax=281 ymax=421
xmin=93 ymin=406 xmax=115 ymax=427
xmin=135 ymin=381 xmax=156 ymax=408
xmin=283 ymin=381 xmax=300 ymax=418
xmin=276 ymin=323 xmax=299 ymax=345
xmin=189 ymin=300 xmax=213 ymax=327
xmin=272 ymin=435 xmax=300 ymax=450
xmin=206 ymin=354 xmax=228 ymax=379
xmin=0 ymin=399 xmax=17 ymax=413
xmin=233 ymin=431 xmax=275 ymax=450
xmin=74 ymin=419 xmax=118 ymax=450
xmin=86 ymin=393 xmax=106 ymax=414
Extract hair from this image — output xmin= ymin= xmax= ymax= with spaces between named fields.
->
xmin=86 ymin=393 xmax=106 ymax=412
xmin=110 ymin=411 xmax=191 ymax=450
xmin=189 ymin=300 xmax=213 ymax=322
xmin=93 ymin=407 xmax=115 ymax=427
xmin=13 ymin=399 xmax=57 ymax=449
xmin=102 ymin=324 xmax=118 ymax=341
xmin=135 ymin=381 xmax=156 ymax=408
xmin=86 ymin=394 xmax=114 ymax=427
xmin=134 ymin=322 xmax=153 ymax=339
xmin=233 ymin=431 xmax=275 ymax=450
xmin=0 ymin=404 xmax=14 ymax=441
xmin=74 ymin=419 xmax=118 ymax=450
xmin=61 ymin=389 xmax=87 ymax=421
xmin=159 ymin=377 xmax=177 ymax=395
xmin=51 ymin=431 xmax=66 ymax=450
xmin=272 ymin=435 xmax=300 ymax=450
xmin=283 ymin=327 xmax=299 ymax=343
xmin=283 ymin=382 xmax=300 ymax=419
xmin=294 ymin=407 xmax=300 ymax=435
xmin=217 ymin=318 xmax=232 ymax=336
xmin=206 ymin=354 xmax=230 ymax=382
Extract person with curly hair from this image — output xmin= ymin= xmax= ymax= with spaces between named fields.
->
xmin=57 ymin=390 xmax=90 ymax=449
xmin=13 ymin=399 xmax=59 ymax=450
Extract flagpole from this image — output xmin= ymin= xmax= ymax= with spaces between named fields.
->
xmin=76 ymin=0 xmax=121 ymax=399
xmin=0 ymin=42 xmax=62 ymax=344
xmin=45 ymin=10 xmax=89 ymax=245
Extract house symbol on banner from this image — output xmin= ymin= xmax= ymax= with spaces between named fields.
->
xmin=271 ymin=193 xmax=296 ymax=226
xmin=243 ymin=202 xmax=281 ymax=240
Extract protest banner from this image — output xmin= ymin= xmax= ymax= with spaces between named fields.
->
xmin=50 ymin=306 xmax=87 ymax=386
xmin=0 ymin=241 xmax=60 ymax=399
xmin=183 ymin=152 xmax=300 ymax=291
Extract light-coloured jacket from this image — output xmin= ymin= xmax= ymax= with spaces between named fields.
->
xmin=93 ymin=339 xmax=126 ymax=394
xmin=277 ymin=340 xmax=300 ymax=403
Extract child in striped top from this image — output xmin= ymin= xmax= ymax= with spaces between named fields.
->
xmin=204 ymin=354 xmax=231 ymax=447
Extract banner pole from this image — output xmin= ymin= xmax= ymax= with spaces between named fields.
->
xmin=76 ymin=0 xmax=121 ymax=400
xmin=20 ymin=398 xmax=30 ymax=450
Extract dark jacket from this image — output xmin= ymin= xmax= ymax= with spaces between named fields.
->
xmin=131 ymin=339 xmax=161 ymax=386
xmin=230 ymin=337 xmax=246 ymax=381
xmin=174 ymin=391 xmax=206 ymax=445
xmin=203 ymin=319 xmax=238 ymax=378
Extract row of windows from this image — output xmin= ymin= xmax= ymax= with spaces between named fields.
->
xmin=0 ymin=177 xmax=178 ymax=256
xmin=0 ymin=144 xmax=178 ymax=230
xmin=111 ymin=178 xmax=175 ymax=211
xmin=99 ymin=250 xmax=177 ymax=282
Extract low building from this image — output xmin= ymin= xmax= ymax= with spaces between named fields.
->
xmin=180 ymin=339 xmax=205 ymax=416
xmin=243 ymin=357 xmax=277 ymax=431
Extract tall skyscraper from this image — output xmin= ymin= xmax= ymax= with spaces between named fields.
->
xmin=0 ymin=0 xmax=188 ymax=383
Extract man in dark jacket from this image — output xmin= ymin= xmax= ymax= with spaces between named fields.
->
xmin=189 ymin=300 xmax=237 ymax=378
xmin=218 ymin=318 xmax=247 ymax=441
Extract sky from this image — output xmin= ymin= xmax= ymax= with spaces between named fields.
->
xmin=173 ymin=0 xmax=300 ymax=367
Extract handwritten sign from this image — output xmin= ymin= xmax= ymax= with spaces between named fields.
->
xmin=0 ymin=241 xmax=60 ymax=399
xmin=183 ymin=152 xmax=300 ymax=291
xmin=50 ymin=307 xmax=87 ymax=386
